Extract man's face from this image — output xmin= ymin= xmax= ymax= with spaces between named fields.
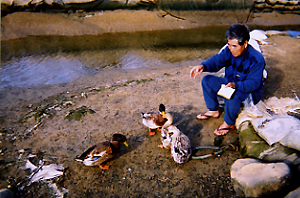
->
xmin=227 ymin=38 xmax=248 ymax=57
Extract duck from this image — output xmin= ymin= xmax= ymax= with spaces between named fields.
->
xmin=168 ymin=125 xmax=192 ymax=164
xmin=158 ymin=126 xmax=173 ymax=149
xmin=75 ymin=133 xmax=128 ymax=169
xmin=141 ymin=104 xmax=173 ymax=136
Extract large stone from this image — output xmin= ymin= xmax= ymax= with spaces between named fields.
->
xmin=238 ymin=121 xmax=299 ymax=164
xmin=238 ymin=121 xmax=270 ymax=158
xmin=231 ymin=158 xmax=291 ymax=197
xmin=0 ymin=189 xmax=15 ymax=198
xmin=285 ymin=186 xmax=300 ymax=198
xmin=259 ymin=144 xmax=300 ymax=163
xmin=236 ymin=97 xmax=300 ymax=152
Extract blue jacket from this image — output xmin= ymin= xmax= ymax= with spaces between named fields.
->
xmin=201 ymin=45 xmax=265 ymax=103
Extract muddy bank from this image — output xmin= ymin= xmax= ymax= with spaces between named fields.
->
xmin=2 ymin=10 xmax=300 ymax=41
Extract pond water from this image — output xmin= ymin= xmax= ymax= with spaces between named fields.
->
xmin=0 ymin=26 xmax=229 ymax=88
xmin=1 ymin=25 xmax=299 ymax=89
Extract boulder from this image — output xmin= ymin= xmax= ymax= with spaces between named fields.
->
xmin=238 ymin=121 xmax=270 ymax=158
xmin=231 ymin=158 xmax=291 ymax=197
xmin=238 ymin=121 xmax=300 ymax=165
xmin=0 ymin=189 xmax=15 ymax=198
xmin=236 ymin=97 xmax=300 ymax=152
xmin=285 ymin=186 xmax=300 ymax=198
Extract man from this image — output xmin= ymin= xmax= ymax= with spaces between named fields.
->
xmin=190 ymin=24 xmax=265 ymax=136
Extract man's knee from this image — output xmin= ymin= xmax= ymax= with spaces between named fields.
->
xmin=202 ymin=75 xmax=216 ymax=86
xmin=226 ymin=97 xmax=243 ymax=109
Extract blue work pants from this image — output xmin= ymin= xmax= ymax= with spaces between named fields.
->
xmin=201 ymin=75 xmax=248 ymax=125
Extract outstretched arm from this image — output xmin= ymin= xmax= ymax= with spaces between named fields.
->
xmin=190 ymin=65 xmax=204 ymax=80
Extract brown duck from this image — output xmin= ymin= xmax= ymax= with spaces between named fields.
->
xmin=75 ymin=134 xmax=128 ymax=169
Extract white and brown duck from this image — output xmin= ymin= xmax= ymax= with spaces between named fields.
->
xmin=141 ymin=104 xmax=173 ymax=136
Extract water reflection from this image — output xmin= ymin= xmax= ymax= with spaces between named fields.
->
xmin=0 ymin=26 xmax=233 ymax=88
xmin=1 ymin=29 xmax=227 ymax=88
xmin=1 ymin=55 xmax=87 ymax=88
xmin=2 ymin=25 xmax=261 ymax=88
xmin=1 ymin=47 xmax=216 ymax=88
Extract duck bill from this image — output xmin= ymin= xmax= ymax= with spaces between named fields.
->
xmin=123 ymin=141 xmax=129 ymax=147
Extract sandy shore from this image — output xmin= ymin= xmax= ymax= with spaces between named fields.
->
xmin=1 ymin=10 xmax=300 ymax=197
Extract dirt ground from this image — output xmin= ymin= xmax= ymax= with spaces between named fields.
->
xmin=1 ymin=10 xmax=300 ymax=197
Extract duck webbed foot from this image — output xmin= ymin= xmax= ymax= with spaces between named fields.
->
xmin=98 ymin=164 xmax=110 ymax=169
xmin=149 ymin=128 xmax=156 ymax=136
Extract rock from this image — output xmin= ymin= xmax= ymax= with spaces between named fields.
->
xmin=8 ymin=0 xmax=33 ymax=6
xmin=238 ymin=121 xmax=300 ymax=164
xmin=237 ymin=97 xmax=300 ymax=152
xmin=278 ymin=0 xmax=289 ymax=4
xmin=1 ymin=0 xmax=300 ymax=16
xmin=231 ymin=158 xmax=291 ymax=197
xmin=213 ymin=136 xmax=224 ymax=146
xmin=0 ymin=189 xmax=15 ymax=198
xmin=238 ymin=121 xmax=270 ymax=158
xmin=251 ymin=115 xmax=300 ymax=151
xmin=265 ymin=30 xmax=289 ymax=36
xmin=259 ymin=143 xmax=299 ymax=163
xmin=285 ymin=186 xmax=300 ymax=198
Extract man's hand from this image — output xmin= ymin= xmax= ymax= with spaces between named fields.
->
xmin=190 ymin=65 xmax=204 ymax=80
xmin=226 ymin=82 xmax=235 ymax=88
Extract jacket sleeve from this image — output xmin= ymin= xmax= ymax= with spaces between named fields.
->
xmin=235 ymin=56 xmax=265 ymax=93
xmin=201 ymin=46 xmax=231 ymax=72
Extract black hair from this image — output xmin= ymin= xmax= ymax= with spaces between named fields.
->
xmin=225 ymin=24 xmax=250 ymax=46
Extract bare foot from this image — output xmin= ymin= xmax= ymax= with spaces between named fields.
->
xmin=196 ymin=110 xmax=220 ymax=120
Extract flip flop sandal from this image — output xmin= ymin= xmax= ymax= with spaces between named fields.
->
xmin=196 ymin=113 xmax=219 ymax=120
xmin=213 ymin=126 xmax=235 ymax=136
